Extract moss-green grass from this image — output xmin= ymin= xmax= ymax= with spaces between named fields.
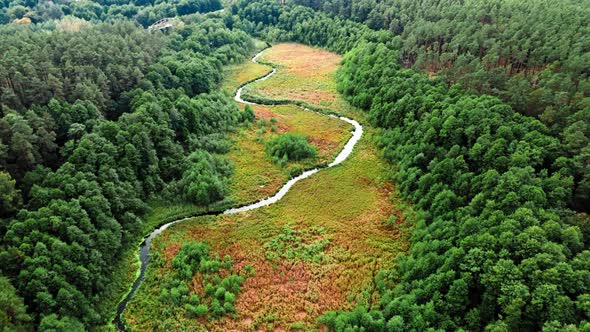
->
xmin=222 ymin=61 xmax=271 ymax=96
xmin=227 ymin=104 xmax=351 ymax=204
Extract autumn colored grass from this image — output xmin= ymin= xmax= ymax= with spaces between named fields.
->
xmin=124 ymin=43 xmax=411 ymax=331
xmin=245 ymin=43 xmax=353 ymax=115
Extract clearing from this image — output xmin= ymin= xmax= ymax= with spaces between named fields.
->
xmin=123 ymin=43 xmax=410 ymax=331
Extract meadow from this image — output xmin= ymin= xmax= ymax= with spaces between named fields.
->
xmin=123 ymin=43 xmax=412 ymax=331
xmin=226 ymin=104 xmax=351 ymax=204
xmin=244 ymin=43 xmax=354 ymax=115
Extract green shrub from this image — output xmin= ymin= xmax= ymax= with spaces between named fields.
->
xmin=243 ymin=265 xmax=255 ymax=276
xmin=188 ymin=294 xmax=200 ymax=305
xmin=265 ymin=133 xmax=317 ymax=165
xmin=256 ymin=118 xmax=269 ymax=127
xmin=288 ymin=166 xmax=304 ymax=178
xmin=219 ymin=274 xmax=244 ymax=294
xmin=160 ymin=288 xmax=169 ymax=302
xmin=290 ymin=321 xmax=306 ymax=330
xmin=264 ymin=225 xmax=331 ymax=263
xmin=211 ymin=299 xmax=225 ymax=317
xmin=204 ymin=283 xmax=215 ymax=296
xmin=162 ymin=241 xmax=246 ymax=320
xmin=214 ymin=287 xmax=226 ymax=300
xmin=186 ymin=303 xmax=209 ymax=318
xmin=195 ymin=304 xmax=209 ymax=317
xmin=241 ymin=105 xmax=255 ymax=123
xmin=224 ymin=291 xmax=235 ymax=304
xmin=170 ymin=287 xmax=182 ymax=305
xmin=223 ymin=301 xmax=236 ymax=314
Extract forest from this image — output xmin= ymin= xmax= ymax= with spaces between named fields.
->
xmin=0 ymin=0 xmax=223 ymax=26
xmin=0 ymin=0 xmax=588 ymax=331
xmin=0 ymin=13 xmax=254 ymax=330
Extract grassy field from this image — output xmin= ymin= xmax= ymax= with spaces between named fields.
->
xmin=222 ymin=60 xmax=271 ymax=96
xmin=124 ymin=43 xmax=411 ymax=331
xmin=221 ymin=38 xmax=269 ymax=95
xmin=245 ymin=43 xmax=354 ymax=115
xmin=226 ymin=104 xmax=351 ymax=204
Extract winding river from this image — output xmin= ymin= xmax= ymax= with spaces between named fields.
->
xmin=114 ymin=48 xmax=363 ymax=331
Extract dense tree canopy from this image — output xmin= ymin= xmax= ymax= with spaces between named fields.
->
xmin=0 ymin=22 xmax=163 ymax=119
xmin=234 ymin=0 xmax=388 ymax=54
xmin=0 ymin=0 xmax=222 ymax=26
xmin=290 ymin=0 xmax=590 ymax=116
xmin=332 ymin=43 xmax=590 ymax=330
xmin=0 ymin=275 xmax=32 ymax=331
xmin=0 ymin=16 xmax=253 ymax=330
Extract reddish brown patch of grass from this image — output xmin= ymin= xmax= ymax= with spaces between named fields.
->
xmin=163 ymin=243 xmax=181 ymax=263
xmin=253 ymin=106 xmax=289 ymax=133
xmin=208 ymin=258 xmax=347 ymax=331
xmin=308 ymin=136 xmax=339 ymax=159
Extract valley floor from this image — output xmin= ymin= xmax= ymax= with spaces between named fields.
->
xmin=123 ymin=43 xmax=411 ymax=331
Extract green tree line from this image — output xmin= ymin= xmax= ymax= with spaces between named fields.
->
xmin=0 ymin=18 xmax=253 ymax=330
xmin=0 ymin=0 xmax=222 ymax=26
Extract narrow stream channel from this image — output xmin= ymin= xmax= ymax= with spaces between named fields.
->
xmin=114 ymin=48 xmax=363 ymax=331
